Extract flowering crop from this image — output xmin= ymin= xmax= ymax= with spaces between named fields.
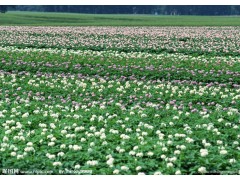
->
xmin=0 ymin=26 xmax=239 ymax=175
xmin=0 ymin=26 xmax=239 ymax=56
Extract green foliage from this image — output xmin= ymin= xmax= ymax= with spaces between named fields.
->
xmin=0 ymin=26 xmax=239 ymax=175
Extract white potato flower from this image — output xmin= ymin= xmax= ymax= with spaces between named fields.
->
xmin=113 ymin=169 xmax=120 ymax=174
xmin=53 ymin=162 xmax=62 ymax=166
xmin=48 ymin=142 xmax=55 ymax=147
xmin=161 ymin=155 xmax=166 ymax=159
xmin=72 ymin=145 xmax=82 ymax=151
xmin=57 ymin=152 xmax=65 ymax=157
xmin=121 ymin=166 xmax=129 ymax=171
xmin=11 ymin=152 xmax=17 ymax=156
xmin=174 ymin=150 xmax=181 ymax=155
xmin=136 ymin=152 xmax=143 ymax=157
xmin=22 ymin=112 xmax=29 ymax=118
xmin=136 ymin=166 xmax=142 ymax=171
xmin=60 ymin=144 xmax=66 ymax=149
xmin=220 ymin=149 xmax=228 ymax=155
xmin=50 ymin=123 xmax=56 ymax=129
xmin=86 ymin=160 xmax=98 ymax=166
xmin=147 ymin=152 xmax=154 ymax=156
xmin=229 ymin=159 xmax=236 ymax=164
xmin=154 ymin=171 xmax=162 ymax=175
xmin=198 ymin=167 xmax=207 ymax=174
xmin=186 ymin=137 xmax=194 ymax=143
xmin=27 ymin=142 xmax=33 ymax=146
xmin=17 ymin=154 xmax=24 ymax=159
xmin=200 ymin=149 xmax=208 ymax=157
xmin=75 ymin=164 xmax=81 ymax=169
xmin=106 ymin=158 xmax=114 ymax=166
xmin=24 ymin=146 xmax=34 ymax=152
xmin=175 ymin=170 xmax=181 ymax=175
xmin=167 ymin=163 xmax=173 ymax=168
xmin=3 ymin=136 xmax=8 ymax=142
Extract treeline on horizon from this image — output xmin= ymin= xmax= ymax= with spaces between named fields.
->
xmin=1 ymin=5 xmax=240 ymax=15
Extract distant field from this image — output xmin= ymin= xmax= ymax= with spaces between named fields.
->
xmin=0 ymin=11 xmax=240 ymax=26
